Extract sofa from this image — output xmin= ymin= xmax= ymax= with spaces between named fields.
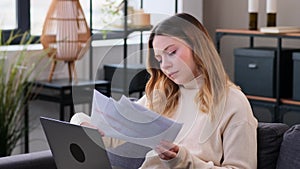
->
xmin=257 ymin=123 xmax=300 ymax=169
xmin=0 ymin=122 xmax=299 ymax=169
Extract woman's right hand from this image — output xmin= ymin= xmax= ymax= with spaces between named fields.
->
xmin=80 ymin=121 xmax=105 ymax=137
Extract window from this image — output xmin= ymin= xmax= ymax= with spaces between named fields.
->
xmin=30 ymin=0 xmax=93 ymax=36
xmin=30 ymin=0 xmax=52 ymax=36
xmin=0 ymin=0 xmax=30 ymax=44
xmin=30 ymin=0 xmax=127 ymax=35
xmin=1 ymin=0 xmax=93 ymax=44
xmin=1 ymin=0 xmax=122 ymax=44
xmin=0 ymin=0 xmax=17 ymax=30
xmin=1 ymin=0 xmax=197 ymax=45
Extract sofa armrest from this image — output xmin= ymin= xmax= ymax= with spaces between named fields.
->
xmin=0 ymin=150 xmax=57 ymax=169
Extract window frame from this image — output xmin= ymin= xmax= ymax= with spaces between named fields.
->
xmin=1 ymin=0 xmax=33 ymax=44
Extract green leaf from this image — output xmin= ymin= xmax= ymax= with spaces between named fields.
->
xmin=0 ymin=30 xmax=50 ymax=157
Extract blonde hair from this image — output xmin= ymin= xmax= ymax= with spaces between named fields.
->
xmin=146 ymin=13 xmax=236 ymax=118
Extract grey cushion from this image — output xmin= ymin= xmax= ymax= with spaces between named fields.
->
xmin=257 ymin=122 xmax=289 ymax=169
xmin=0 ymin=150 xmax=57 ymax=169
xmin=276 ymin=124 xmax=300 ymax=169
xmin=108 ymin=142 xmax=151 ymax=169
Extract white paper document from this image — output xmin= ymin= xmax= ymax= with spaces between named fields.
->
xmin=90 ymin=90 xmax=183 ymax=148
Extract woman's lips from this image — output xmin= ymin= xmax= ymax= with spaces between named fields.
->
xmin=168 ymin=71 xmax=178 ymax=78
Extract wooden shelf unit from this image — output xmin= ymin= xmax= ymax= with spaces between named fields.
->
xmin=89 ymin=0 xmax=178 ymax=95
xmin=89 ymin=0 xmax=154 ymax=95
xmin=215 ymin=28 xmax=300 ymax=122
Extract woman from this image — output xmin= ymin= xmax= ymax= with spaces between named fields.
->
xmin=71 ymin=13 xmax=258 ymax=169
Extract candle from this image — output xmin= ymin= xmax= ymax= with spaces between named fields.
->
xmin=248 ymin=0 xmax=259 ymax=30
xmin=266 ymin=0 xmax=277 ymax=13
xmin=248 ymin=0 xmax=259 ymax=13
xmin=266 ymin=0 xmax=277 ymax=26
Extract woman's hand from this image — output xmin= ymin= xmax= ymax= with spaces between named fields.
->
xmin=80 ymin=121 xmax=105 ymax=137
xmin=155 ymin=140 xmax=179 ymax=160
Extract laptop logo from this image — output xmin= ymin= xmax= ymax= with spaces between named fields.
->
xmin=70 ymin=143 xmax=86 ymax=163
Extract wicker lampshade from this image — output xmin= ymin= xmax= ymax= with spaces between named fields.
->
xmin=41 ymin=0 xmax=91 ymax=82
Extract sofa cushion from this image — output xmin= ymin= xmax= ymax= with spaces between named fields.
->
xmin=0 ymin=150 xmax=57 ymax=169
xmin=107 ymin=142 xmax=151 ymax=169
xmin=276 ymin=124 xmax=300 ymax=169
xmin=257 ymin=122 xmax=289 ymax=169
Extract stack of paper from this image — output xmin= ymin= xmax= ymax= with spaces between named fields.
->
xmin=90 ymin=90 xmax=183 ymax=148
xmin=260 ymin=26 xmax=300 ymax=33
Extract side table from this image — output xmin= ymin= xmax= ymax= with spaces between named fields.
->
xmin=24 ymin=78 xmax=111 ymax=153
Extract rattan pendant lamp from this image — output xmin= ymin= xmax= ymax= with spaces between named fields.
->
xmin=41 ymin=0 xmax=90 ymax=82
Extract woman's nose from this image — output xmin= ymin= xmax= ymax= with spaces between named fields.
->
xmin=160 ymin=57 xmax=172 ymax=70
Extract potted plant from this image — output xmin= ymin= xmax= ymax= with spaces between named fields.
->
xmin=0 ymin=31 xmax=50 ymax=157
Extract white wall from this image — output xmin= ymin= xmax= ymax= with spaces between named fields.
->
xmin=143 ymin=0 xmax=203 ymax=25
xmin=180 ymin=0 xmax=203 ymax=22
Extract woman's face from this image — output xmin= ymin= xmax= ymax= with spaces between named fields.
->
xmin=152 ymin=35 xmax=200 ymax=85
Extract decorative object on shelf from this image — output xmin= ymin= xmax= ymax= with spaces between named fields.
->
xmin=266 ymin=0 xmax=277 ymax=27
xmin=0 ymin=31 xmax=50 ymax=157
xmin=260 ymin=26 xmax=300 ymax=33
xmin=99 ymin=0 xmax=124 ymax=27
xmin=100 ymin=0 xmax=151 ymax=29
xmin=41 ymin=0 xmax=91 ymax=82
xmin=131 ymin=9 xmax=151 ymax=27
xmin=248 ymin=0 xmax=259 ymax=30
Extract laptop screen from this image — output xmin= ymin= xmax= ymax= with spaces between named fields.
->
xmin=40 ymin=117 xmax=113 ymax=169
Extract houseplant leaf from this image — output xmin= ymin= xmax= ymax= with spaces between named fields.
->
xmin=0 ymin=30 xmax=51 ymax=156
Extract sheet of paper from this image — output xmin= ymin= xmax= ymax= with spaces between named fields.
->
xmin=90 ymin=90 xmax=183 ymax=148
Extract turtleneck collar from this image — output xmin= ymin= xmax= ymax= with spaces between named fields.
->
xmin=180 ymin=75 xmax=204 ymax=89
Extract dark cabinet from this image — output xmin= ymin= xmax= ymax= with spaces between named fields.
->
xmin=293 ymin=53 xmax=300 ymax=101
xmin=103 ymin=64 xmax=149 ymax=95
xmin=216 ymin=29 xmax=300 ymax=126
xmin=234 ymin=47 xmax=298 ymax=98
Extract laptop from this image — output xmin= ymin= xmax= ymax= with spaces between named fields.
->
xmin=40 ymin=116 xmax=116 ymax=169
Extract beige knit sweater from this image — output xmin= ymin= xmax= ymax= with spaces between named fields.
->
xmin=71 ymin=77 xmax=258 ymax=169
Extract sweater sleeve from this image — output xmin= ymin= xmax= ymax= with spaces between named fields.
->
xmin=69 ymin=96 xmax=148 ymax=149
xmin=70 ymin=112 xmax=125 ymax=148
xmin=162 ymin=122 xmax=257 ymax=169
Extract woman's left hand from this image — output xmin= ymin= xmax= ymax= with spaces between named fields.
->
xmin=155 ymin=140 xmax=179 ymax=160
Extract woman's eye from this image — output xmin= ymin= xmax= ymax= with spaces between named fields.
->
xmin=168 ymin=50 xmax=176 ymax=56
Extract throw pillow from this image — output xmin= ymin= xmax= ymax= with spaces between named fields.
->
xmin=257 ymin=122 xmax=289 ymax=169
xmin=276 ymin=124 xmax=300 ymax=169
